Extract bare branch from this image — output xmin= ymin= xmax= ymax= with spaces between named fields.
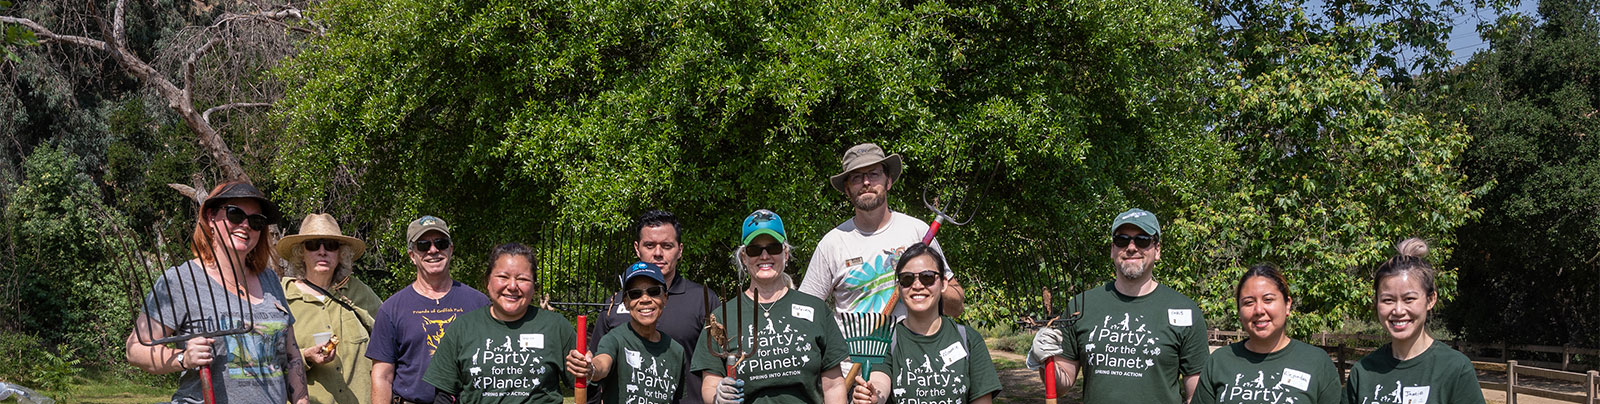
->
xmin=112 ymin=0 xmax=128 ymax=50
xmin=185 ymin=38 xmax=223 ymax=104
xmin=202 ymin=102 xmax=273 ymax=124
xmin=0 ymin=16 xmax=108 ymax=50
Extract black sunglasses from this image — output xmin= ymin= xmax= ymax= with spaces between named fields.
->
xmin=303 ymin=239 xmax=341 ymax=252
xmin=1112 ymin=234 xmax=1158 ymax=249
xmin=743 ymin=243 xmax=784 ymax=257
xmin=897 ymin=270 xmax=940 ymax=288
xmin=222 ymin=205 xmax=269 ymax=231
xmin=625 ymin=285 xmax=665 ymax=300
xmin=414 ymin=238 xmax=452 ymax=252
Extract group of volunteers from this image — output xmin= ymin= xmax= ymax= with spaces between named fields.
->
xmin=1025 ymin=215 xmax=1484 ymax=404
xmin=122 ymin=142 xmax=1482 ymax=404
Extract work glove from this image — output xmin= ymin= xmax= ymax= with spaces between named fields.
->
xmin=1027 ymin=327 xmax=1065 ymax=369
xmin=714 ymin=377 xmax=745 ymax=404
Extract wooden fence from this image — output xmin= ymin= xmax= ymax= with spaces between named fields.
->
xmin=1208 ymin=330 xmax=1600 ymax=403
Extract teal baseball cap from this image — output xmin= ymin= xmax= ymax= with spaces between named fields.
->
xmin=1110 ymin=208 xmax=1161 ymax=237
xmin=740 ymin=209 xmax=787 ymax=245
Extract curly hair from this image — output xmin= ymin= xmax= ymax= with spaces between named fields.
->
xmin=283 ymin=241 xmax=358 ymax=285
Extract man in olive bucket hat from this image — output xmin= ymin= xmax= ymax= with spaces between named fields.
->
xmin=799 ymin=143 xmax=965 ymax=320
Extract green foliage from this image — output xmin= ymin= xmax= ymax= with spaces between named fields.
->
xmin=0 ymin=332 xmax=81 ymax=394
xmin=1414 ymin=0 xmax=1600 ymax=347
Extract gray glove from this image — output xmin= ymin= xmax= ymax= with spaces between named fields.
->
xmin=1027 ymin=327 xmax=1065 ymax=369
xmin=714 ymin=377 xmax=744 ymax=404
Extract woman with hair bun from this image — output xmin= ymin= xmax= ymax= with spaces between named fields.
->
xmin=1343 ymin=238 xmax=1484 ymax=404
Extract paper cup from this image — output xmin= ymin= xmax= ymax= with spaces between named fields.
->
xmin=313 ymin=332 xmax=333 ymax=346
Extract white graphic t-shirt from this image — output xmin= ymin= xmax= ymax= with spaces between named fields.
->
xmin=801 ymin=211 xmax=952 ymax=317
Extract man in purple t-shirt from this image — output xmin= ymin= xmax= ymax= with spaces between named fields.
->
xmin=367 ymin=216 xmax=489 ymax=404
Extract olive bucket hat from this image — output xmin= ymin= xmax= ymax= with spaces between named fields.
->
xmin=828 ymin=143 xmax=903 ymax=193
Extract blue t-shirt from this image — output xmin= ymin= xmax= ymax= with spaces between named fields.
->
xmin=366 ymin=281 xmax=490 ymax=402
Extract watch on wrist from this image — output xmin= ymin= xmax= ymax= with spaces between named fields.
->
xmin=175 ymin=351 xmax=187 ymax=369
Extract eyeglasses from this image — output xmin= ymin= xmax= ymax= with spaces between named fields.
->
xmin=743 ymin=243 xmax=784 ymax=257
xmin=303 ymin=239 xmax=341 ymax=252
xmin=1112 ymin=234 xmax=1158 ymax=249
xmin=897 ymin=271 xmax=940 ymax=288
xmin=847 ymin=170 xmax=885 ymax=184
xmin=625 ymin=286 xmax=665 ymax=300
xmin=414 ymin=238 xmax=452 ymax=252
xmin=222 ymin=205 xmax=269 ymax=231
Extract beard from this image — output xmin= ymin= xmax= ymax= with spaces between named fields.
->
xmin=850 ymin=191 xmax=886 ymax=211
xmin=1115 ymin=260 xmax=1150 ymax=280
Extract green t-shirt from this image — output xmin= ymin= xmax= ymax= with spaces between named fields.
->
xmin=690 ymin=290 xmax=849 ymax=404
xmin=1343 ymin=340 xmax=1485 ymax=404
xmin=423 ymin=307 xmax=576 ymax=404
xmin=883 ymin=318 xmax=1002 ymax=404
xmin=1061 ymin=282 xmax=1209 ymax=404
xmin=596 ymin=324 xmax=685 ymax=404
xmin=1195 ymin=340 xmax=1341 ymax=404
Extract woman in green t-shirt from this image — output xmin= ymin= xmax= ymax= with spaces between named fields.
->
xmin=691 ymin=209 xmax=850 ymax=404
xmin=850 ymin=242 xmax=1002 ymax=404
xmin=1344 ymin=239 xmax=1484 ymax=404
xmin=1194 ymin=263 xmax=1340 ymax=404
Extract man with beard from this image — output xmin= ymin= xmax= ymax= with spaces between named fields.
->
xmin=1026 ymin=209 xmax=1208 ymax=404
xmin=800 ymin=143 xmax=964 ymax=319
xmin=368 ymin=216 xmax=490 ymax=404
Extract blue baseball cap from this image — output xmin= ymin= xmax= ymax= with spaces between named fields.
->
xmin=741 ymin=209 xmax=787 ymax=245
xmin=622 ymin=261 xmax=666 ymax=286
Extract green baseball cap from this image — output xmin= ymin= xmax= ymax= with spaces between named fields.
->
xmin=1110 ymin=208 xmax=1161 ymax=237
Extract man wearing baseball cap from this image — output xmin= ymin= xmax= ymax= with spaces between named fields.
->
xmin=368 ymin=216 xmax=490 ymax=404
xmin=1027 ymin=208 xmax=1208 ymax=404
xmin=800 ymin=143 xmax=964 ymax=318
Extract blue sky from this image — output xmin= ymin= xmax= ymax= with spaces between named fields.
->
xmin=1446 ymin=0 xmax=1541 ymax=64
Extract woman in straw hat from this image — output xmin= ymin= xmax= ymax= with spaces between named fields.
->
xmin=279 ymin=213 xmax=383 ymax=404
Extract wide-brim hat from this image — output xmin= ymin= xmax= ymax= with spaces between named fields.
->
xmin=277 ymin=213 xmax=367 ymax=261
xmin=202 ymin=182 xmax=283 ymax=223
xmin=828 ymin=143 xmax=903 ymax=194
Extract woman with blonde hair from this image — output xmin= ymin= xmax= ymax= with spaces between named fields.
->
xmin=278 ymin=213 xmax=383 ymax=404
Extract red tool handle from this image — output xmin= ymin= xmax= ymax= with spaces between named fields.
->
xmin=1042 ymin=356 xmax=1057 ymax=404
xmin=575 ymin=315 xmax=588 ymax=403
xmin=201 ymin=366 xmax=216 ymax=404
xmin=921 ymin=219 xmax=943 ymax=245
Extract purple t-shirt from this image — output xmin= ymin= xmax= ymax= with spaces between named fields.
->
xmin=365 ymin=281 xmax=489 ymax=402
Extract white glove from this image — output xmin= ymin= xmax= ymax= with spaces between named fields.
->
xmin=1027 ymin=327 xmax=1065 ymax=369
xmin=714 ymin=377 xmax=744 ymax=404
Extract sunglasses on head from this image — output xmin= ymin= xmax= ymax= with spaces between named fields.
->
xmin=743 ymin=243 xmax=784 ymax=257
xmin=414 ymin=238 xmax=452 ymax=252
xmin=625 ymin=285 xmax=665 ymax=300
xmin=897 ymin=270 xmax=940 ymax=288
xmin=222 ymin=205 xmax=269 ymax=231
xmin=303 ymin=239 xmax=341 ymax=252
xmin=1112 ymin=234 xmax=1158 ymax=249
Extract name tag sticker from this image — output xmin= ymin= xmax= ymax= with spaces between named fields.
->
xmin=625 ymin=348 xmax=643 ymax=368
xmin=939 ymin=341 xmax=968 ymax=366
xmin=1402 ymin=386 xmax=1430 ymax=404
xmin=845 ymin=257 xmax=864 ymax=268
xmin=792 ymin=305 xmax=814 ymax=322
xmin=1168 ymin=309 xmax=1193 ymax=326
xmin=616 ymin=304 xmax=629 ymax=314
xmin=1280 ymin=368 xmax=1311 ymax=391
xmin=520 ymin=333 xmax=544 ymax=349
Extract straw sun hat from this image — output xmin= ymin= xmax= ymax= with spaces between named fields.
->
xmin=276 ymin=213 xmax=367 ymax=261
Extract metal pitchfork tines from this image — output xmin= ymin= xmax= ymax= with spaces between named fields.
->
xmin=104 ymin=208 xmax=259 ymax=404
xmin=704 ymin=283 xmax=756 ymax=379
xmin=918 ymin=185 xmax=979 ymax=245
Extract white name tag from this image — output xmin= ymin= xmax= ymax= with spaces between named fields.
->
xmin=1168 ymin=309 xmax=1192 ymax=326
xmin=625 ymin=348 xmax=643 ymax=368
xmin=520 ymin=333 xmax=544 ymax=349
xmin=1280 ymin=368 xmax=1311 ymax=391
xmin=792 ymin=305 xmax=814 ymax=322
xmin=1402 ymin=386 xmax=1430 ymax=404
xmin=616 ymin=304 xmax=629 ymax=314
xmin=939 ymin=341 xmax=967 ymax=366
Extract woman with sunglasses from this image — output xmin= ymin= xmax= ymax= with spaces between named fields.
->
xmin=1344 ymin=239 xmax=1484 ymax=404
xmin=124 ymin=181 xmax=309 ymax=404
xmin=566 ymin=262 xmax=686 ymax=404
xmin=1193 ymin=263 xmax=1339 ymax=404
xmin=424 ymin=242 xmax=577 ymax=404
xmin=693 ymin=209 xmax=850 ymax=404
xmin=277 ymin=213 xmax=383 ymax=404
xmin=851 ymin=242 xmax=1001 ymax=404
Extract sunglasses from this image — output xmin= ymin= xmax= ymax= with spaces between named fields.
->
xmin=1112 ymin=234 xmax=1158 ymax=249
xmin=303 ymin=239 xmax=341 ymax=252
xmin=743 ymin=243 xmax=784 ymax=257
xmin=222 ymin=205 xmax=269 ymax=231
xmin=897 ymin=270 xmax=940 ymax=288
xmin=414 ymin=238 xmax=452 ymax=252
xmin=625 ymin=285 xmax=665 ymax=300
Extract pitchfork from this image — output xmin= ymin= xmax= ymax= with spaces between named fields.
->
xmin=876 ymin=175 xmax=988 ymax=317
xmin=104 ymin=200 xmax=258 ymax=404
xmin=703 ymin=274 xmax=757 ymax=381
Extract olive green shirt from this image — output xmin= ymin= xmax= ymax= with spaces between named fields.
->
xmin=282 ymin=276 xmax=382 ymax=404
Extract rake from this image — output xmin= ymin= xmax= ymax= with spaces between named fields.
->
xmin=838 ymin=312 xmax=893 ymax=396
xmin=104 ymin=199 xmax=258 ymax=404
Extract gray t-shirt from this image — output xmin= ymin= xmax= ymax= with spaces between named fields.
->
xmin=143 ymin=260 xmax=294 ymax=404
